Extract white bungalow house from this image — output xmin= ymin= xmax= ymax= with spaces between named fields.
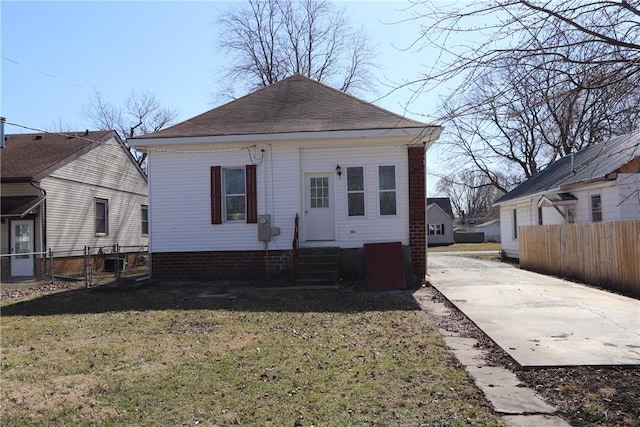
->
xmin=129 ymin=74 xmax=442 ymax=284
xmin=426 ymin=197 xmax=454 ymax=245
xmin=0 ymin=130 xmax=148 ymax=278
xmin=494 ymin=129 xmax=640 ymax=258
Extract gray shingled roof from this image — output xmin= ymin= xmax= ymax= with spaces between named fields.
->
xmin=1 ymin=130 xmax=115 ymax=182
xmin=133 ymin=74 xmax=436 ymax=139
xmin=494 ymin=129 xmax=640 ymax=204
xmin=427 ymin=197 xmax=454 ymax=218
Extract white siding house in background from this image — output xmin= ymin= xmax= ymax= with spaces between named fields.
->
xmin=1 ymin=130 xmax=148 ymax=278
xmin=494 ymin=129 xmax=640 ymax=258
xmin=474 ymin=219 xmax=501 ymax=242
xmin=130 ymin=74 xmax=442 ymax=283
xmin=426 ymin=199 xmax=454 ymax=245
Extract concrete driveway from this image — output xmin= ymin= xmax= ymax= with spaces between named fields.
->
xmin=427 ymin=253 xmax=640 ymax=368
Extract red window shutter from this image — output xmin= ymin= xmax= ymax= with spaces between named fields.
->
xmin=211 ymin=166 xmax=222 ymax=224
xmin=246 ymin=164 xmax=257 ymax=224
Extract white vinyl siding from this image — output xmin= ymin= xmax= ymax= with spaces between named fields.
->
xmin=148 ymin=145 xmax=286 ymax=252
xmin=496 ymin=178 xmax=637 ymax=258
xmin=564 ymin=182 xmax=616 ymax=223
xmin=618 ymin=174 xmax=640 ymax=220
xmin=300 ymin=145 xmax=409 ymax=247
xmin=146 ymin=139 xmax=412 ymax=252
xmin=42 ymin=137 xmax=148 ymax=250
xmin=426 ymin=204 xmax=453 ymax=245
xmin=499 ymin=201 xmax=532 ymax=258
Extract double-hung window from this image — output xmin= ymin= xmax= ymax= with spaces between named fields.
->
xmin=378 ymin=165 xmax=396 ymax=216
xmin=141 ymin=205 xmax=149 ymax=235
xmin=428 ymin=224 xmax=445 ymax=235
xmin=211 ymin=165 xmax=257 ymax=224
xmin=95 ymin=198 xmax=109 ymax=236
xmin=224 ymin=168 xmax=246 ymax=221
xmin=591 ymin=194 xmax=602 ymax=222
xmin=347 ymin=166 xmax=365 ymax=217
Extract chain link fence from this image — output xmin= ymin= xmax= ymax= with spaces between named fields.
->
xmin=0 ymin=251 xmax=48 ymax=285
xmin=1 ymin=244 xmax=149 ymax=288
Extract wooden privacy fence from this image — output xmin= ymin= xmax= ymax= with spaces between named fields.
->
xmin=519 ymin=221 xmax=640 ymax=297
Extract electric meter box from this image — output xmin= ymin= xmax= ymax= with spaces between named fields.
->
xmin=258 ymin=214 xmax=272 ymax=242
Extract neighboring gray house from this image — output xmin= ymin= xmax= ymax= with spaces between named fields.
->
xmin=494 ymin=129 xmax=640 ymax=258
xmin=129 ymin=74 xmax=443 ymax=283
xmin=1 ymin=130 xmax=148 ymax=278
xmin=427 ymin=197 xmax=454 ymax=245
xmin=474 ymin=219 xmax=501 ymax=242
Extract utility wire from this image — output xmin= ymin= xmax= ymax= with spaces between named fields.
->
xmin=2 ymin=56 xmax=95 ymax=94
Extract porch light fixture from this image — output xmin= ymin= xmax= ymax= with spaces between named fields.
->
xmin=336 ymin=164 xmax=342 ymax=178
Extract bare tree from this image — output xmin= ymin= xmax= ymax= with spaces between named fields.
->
xmin=404 ymin=0 xmax=640 ymax=95
xmin=403 ymin=1 xmax=640 ymax=189
xmin=216 ymin=0 xmax=376 ymax=97
xmin=435 ymin=169 xmax=505 ymax=220
xmin=439 ymin=46 xmax=640 ymax=191
xmin=82 ymin=90 xmax=178 ymax=167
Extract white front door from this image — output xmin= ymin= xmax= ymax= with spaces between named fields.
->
xmin=304 ymin=173 xmax=335 ymax=241
xmin=11 ymin=219 xmax=34 ymax=277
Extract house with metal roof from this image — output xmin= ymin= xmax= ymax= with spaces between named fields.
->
xmin=129 ymin=74 xmax=442 ymax=285
xmin=0 ymin=130 xmax=148 ymax=278
xmin=494 ymin=129 xmax=640 ymax=258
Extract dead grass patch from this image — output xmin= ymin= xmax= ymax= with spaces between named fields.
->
xmin=1 ymin=287 xmax=504 ymax=426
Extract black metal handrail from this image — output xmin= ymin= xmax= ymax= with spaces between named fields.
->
xmin=292 ymin=213 xmax=299 ymax=280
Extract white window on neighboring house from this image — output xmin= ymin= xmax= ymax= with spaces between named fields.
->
xmin=591 ymin=194 xmax=602 ymax=222
xmin=95 ymin=198 xmax=109 ymax=236
xmin=141 ymin=205 xmax=149 ymax=235
xmin=378 ymin=165 xmax=396 ymax=216
xmin=347 ymin=166 xmax=365 ymax=217
xmin=538 ymin=206 xmax=543 ymax=225
xmin=428 ymin=224 xmax=445 ymax=235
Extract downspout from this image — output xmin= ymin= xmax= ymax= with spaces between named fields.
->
xmin=423 ymin=141 xmax=429 ymax=279
xmin=263 ymin=148 xmax=269 ymax=279
xmin=29 ymin=181 xmax=47 ymax=253
xmin=1 ymin=116 xmax=5 ymax=149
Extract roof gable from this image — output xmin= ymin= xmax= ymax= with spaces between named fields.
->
xmin=134 ymin=74 xmax=436 ymax=139
xmin=427 ymin=202 xmax=453 ymax=220
xmin=495 ymin=129 xmax=640 ymax=204
xmin=427 ymin=197 xmax=454 ymax=218
xmin=1 ymin=130 xmax=117 ymax=182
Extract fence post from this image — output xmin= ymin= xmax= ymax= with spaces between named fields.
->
xmin=49 ymin=248 xmax=54 ymax=284
xmin=84 ymin=246 xmax=90 ymax=288
xmin=115 ymin=244 xmax=120 ymax=284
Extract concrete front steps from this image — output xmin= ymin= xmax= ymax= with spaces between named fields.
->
xmin=295 ymin=247 xmax=340 ymax=287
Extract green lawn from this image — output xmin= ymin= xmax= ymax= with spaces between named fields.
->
xmin=1 ymin=286 xmax=504 ymax=426
xmin=428 ymin=242 xmax=502 ymax=252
